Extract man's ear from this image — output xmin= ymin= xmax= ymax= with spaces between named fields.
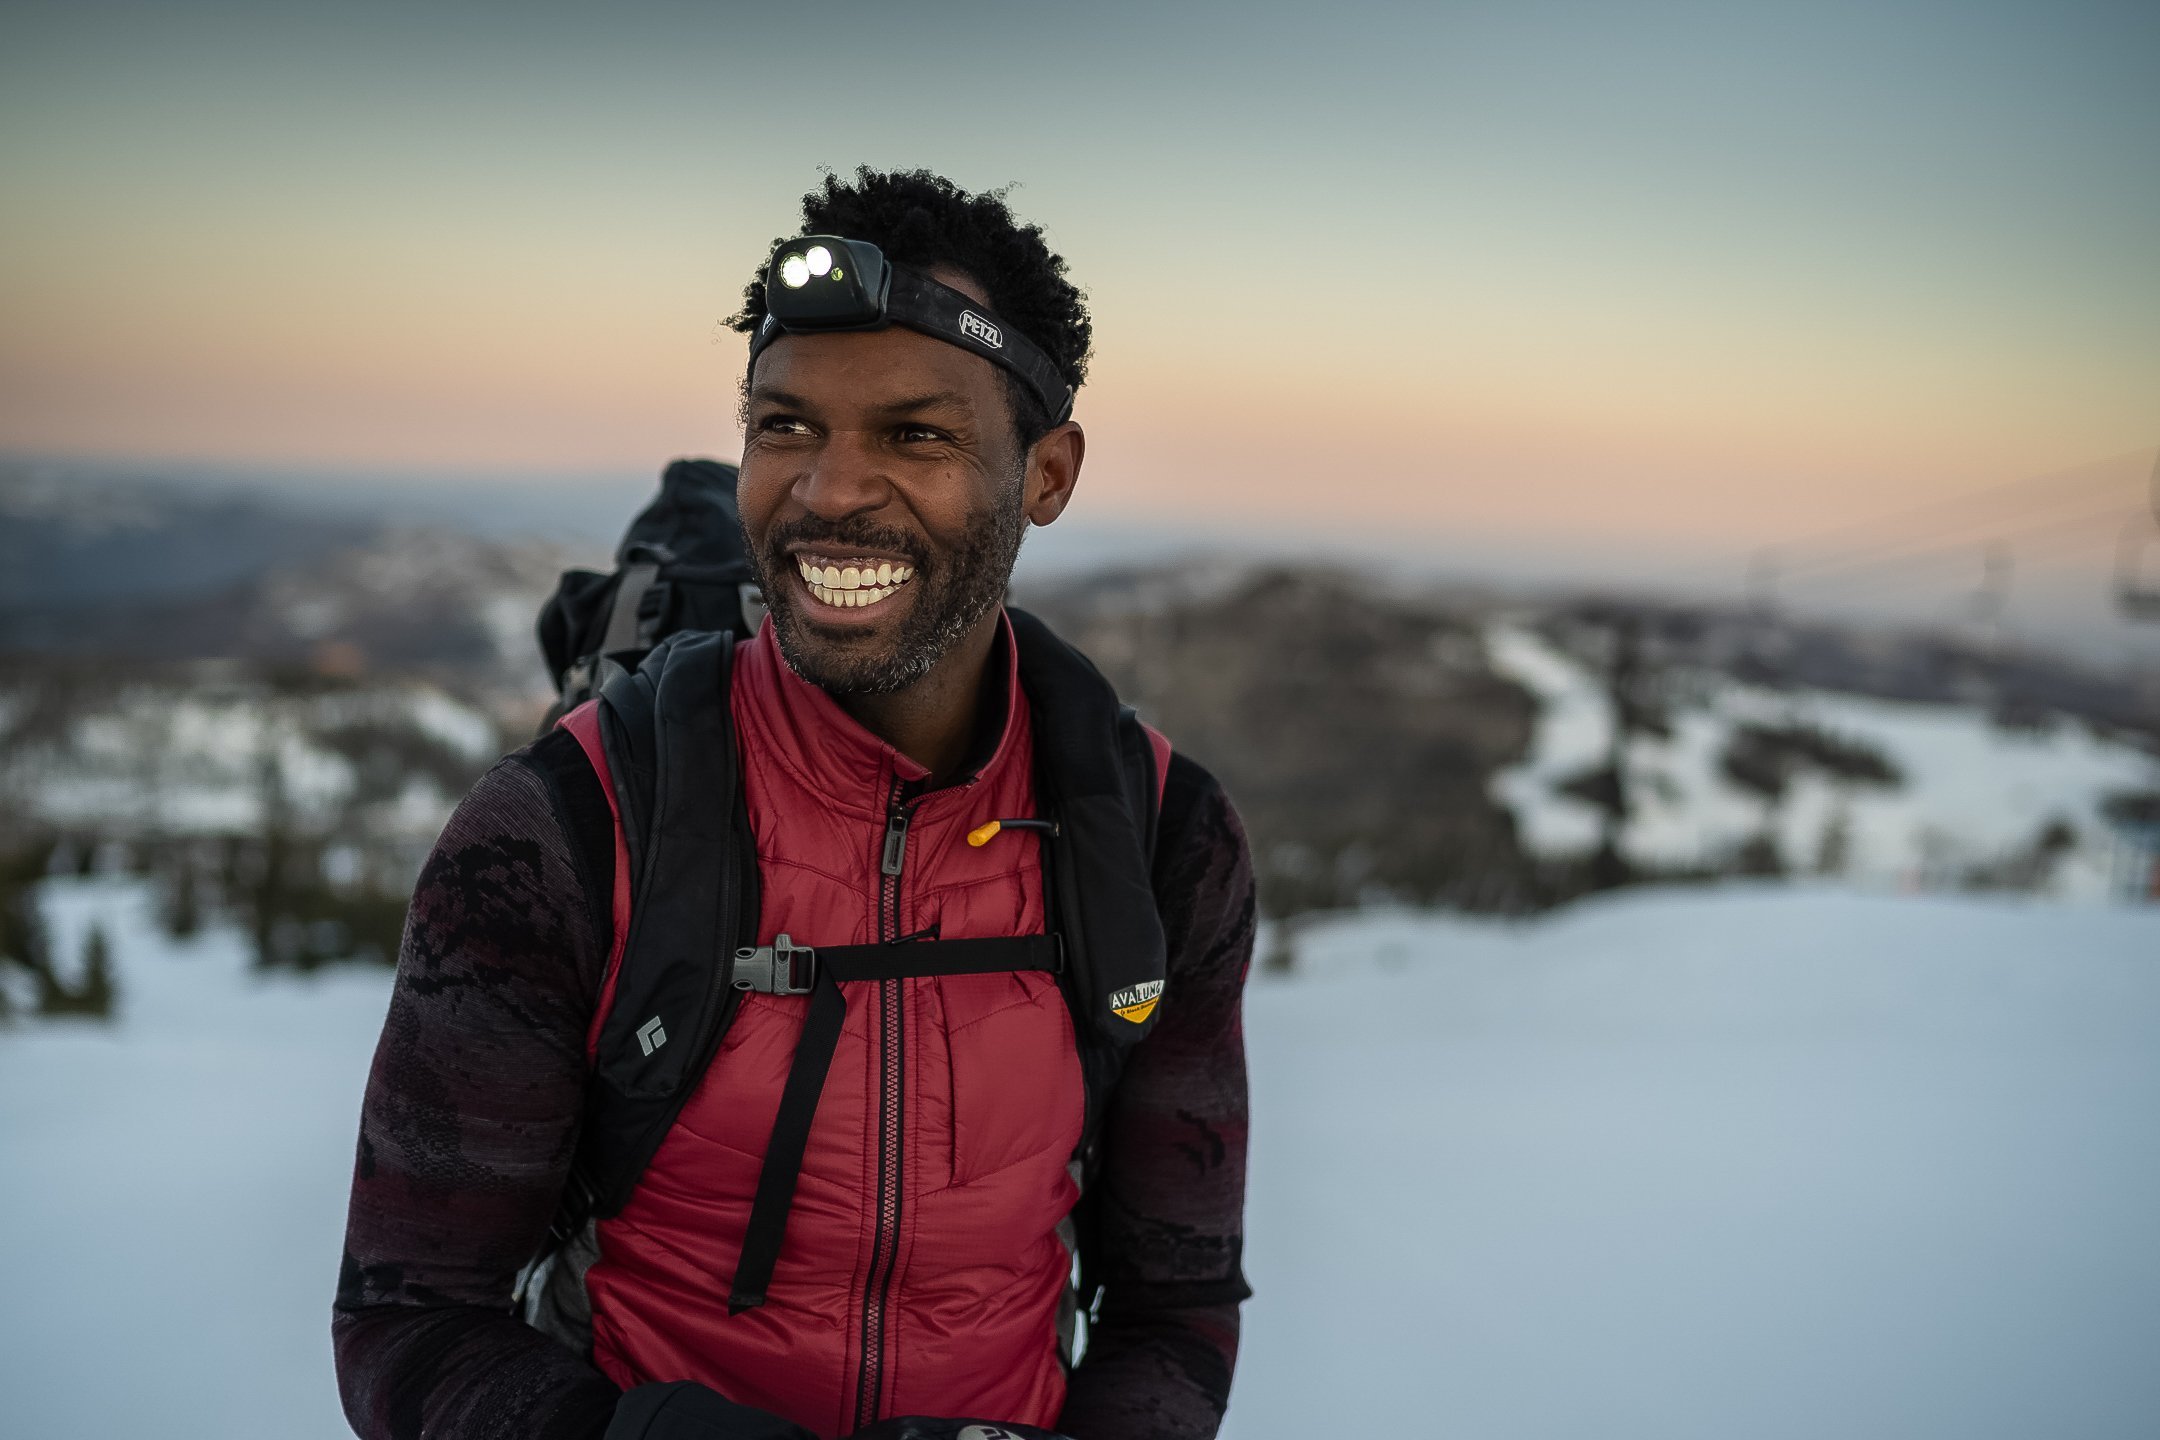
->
xmin=1023 ymin=422 xmax=1085 ymax=526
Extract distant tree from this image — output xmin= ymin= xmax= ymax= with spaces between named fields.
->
xmin=1721 ymin=721 xmax=1900 ymax=881
xmin=1720 ymin=721 xmax=1901 ymax=801
xmin=162 ymin=847 xmax=203 ymax=939
xmin=1962 ymin=817 xmax=2080 ymax=893
xmin=78 ymin=924 xmax=115 ymax=1016
xmin=1814 ymin=804 xmax=1852 ymax=877
xmin=2101 ymin=791 xmax=2160 ymax=828
xmin=1733 ymin=832 xmax=1786 ymax=877
xmin=1260 ymin=914 xmax=1307 ymax=976
xmin=37 ymin=921 xmax=117 ymax=1019
xmin=0 ymin=849 xmax=55 ymax=1020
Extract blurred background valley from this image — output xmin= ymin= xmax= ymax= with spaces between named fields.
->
xmin=5 ymin=451 xmax=2155 ymax=1019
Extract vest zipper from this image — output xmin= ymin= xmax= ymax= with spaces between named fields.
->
xmin=857 ymin=776 xmax=918 ymax=1430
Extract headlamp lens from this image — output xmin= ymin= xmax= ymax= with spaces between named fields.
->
xmin=779 ymin=253 xmax=811 ymax=289
xmin=805 ymin=244 xmax=833 ymax=278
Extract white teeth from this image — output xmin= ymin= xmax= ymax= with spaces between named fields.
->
xmin=795 ymin=555 xmax=916 ymax=599
xmin=803 ymin=576 xmax=902 ymax=609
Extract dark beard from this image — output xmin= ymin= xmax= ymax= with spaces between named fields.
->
xmin=747 ymin=482 xmax=1028 ymax=696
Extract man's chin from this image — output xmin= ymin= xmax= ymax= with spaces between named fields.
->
xmin=767 ymin=601 xmax=925 ymax=697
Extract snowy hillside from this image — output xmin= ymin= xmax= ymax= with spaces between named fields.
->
xmin=0 ymin=674 xmax=498 ymax=841
xmin=4 ymin=880 xmax=2158 ymax=1439
xmin=1489 ymin=620 xmax=2160 ymax=900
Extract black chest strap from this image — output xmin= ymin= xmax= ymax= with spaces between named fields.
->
xmin=728 ymin=933 xmax=1062 ymax=1313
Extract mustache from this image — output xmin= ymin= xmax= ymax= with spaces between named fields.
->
xmin=763 ymin=515 xmax=930 ymax=572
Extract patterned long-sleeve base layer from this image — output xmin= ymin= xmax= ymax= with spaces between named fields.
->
xmin=333 ymin=733 xmax=1254 ymax=1440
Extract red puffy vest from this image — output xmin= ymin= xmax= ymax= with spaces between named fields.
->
xmin=561 ymin=621 xmax=1164 ymax=1437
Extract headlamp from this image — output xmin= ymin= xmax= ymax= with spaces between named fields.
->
xmin=750 ymin=234 xmax=1075 ymax=426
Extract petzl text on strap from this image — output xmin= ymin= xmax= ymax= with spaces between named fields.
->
xmin=727 ymin=934 xmax=1061 ymax=1313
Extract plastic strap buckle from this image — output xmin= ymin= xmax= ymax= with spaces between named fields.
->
xmin=732 ymin=933 xmax=817 ymax=996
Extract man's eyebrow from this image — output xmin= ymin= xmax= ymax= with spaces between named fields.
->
xmin=866 ymin=390 xmax=974 ymax=416
xmin=744 ymin=387 xmax=974 ymax=417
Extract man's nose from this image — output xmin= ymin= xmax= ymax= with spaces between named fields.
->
xmin=792 ymin=431 xmax=890 ymax=520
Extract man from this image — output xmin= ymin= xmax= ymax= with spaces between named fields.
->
xmin=333 ymin=169 xmax=1253 ymax=1440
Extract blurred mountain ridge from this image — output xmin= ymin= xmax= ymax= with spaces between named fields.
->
xmin=1 ymin=464 xmax=571 ymax=717
xmin=0 ymin=459 xmax=374 ymax=609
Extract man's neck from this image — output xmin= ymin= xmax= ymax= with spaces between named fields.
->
xmin=832 ymin=611 xmax=1003 ymax=785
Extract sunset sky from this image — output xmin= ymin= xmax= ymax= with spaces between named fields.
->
xmin=4 ymin=0 xmax=2157 ymax=637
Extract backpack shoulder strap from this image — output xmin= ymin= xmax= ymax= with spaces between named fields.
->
xmin=567 ymin=629 xmax=761 ymax=1221
xmin=519 ymin=725 xmax=619 ymax=978
xmin=1009 ymin=607 xmax=1169 ymax=1052
xmin=1006 ymin=608 xmax=1173 ymax=1346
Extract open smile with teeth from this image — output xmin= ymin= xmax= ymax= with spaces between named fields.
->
xmin=795 ymin=554 xmax=916 ymax=610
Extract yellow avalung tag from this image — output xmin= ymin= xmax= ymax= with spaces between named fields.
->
xmin=1108 ymin=980 xmax=1163 ymax=1025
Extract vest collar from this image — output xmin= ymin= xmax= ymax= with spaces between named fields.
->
xmin=733 ymin=612 xmax=1025 ymax=815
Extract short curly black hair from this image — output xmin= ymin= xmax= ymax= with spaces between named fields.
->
xmin=731 ymin=168 xmax=1092 ymax=449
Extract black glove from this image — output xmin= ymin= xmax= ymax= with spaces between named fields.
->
xmin=846 ymin=1419 xmax=1071 ymax=1440
xmin=605 ymin=1382 xmax=821 ymax=1440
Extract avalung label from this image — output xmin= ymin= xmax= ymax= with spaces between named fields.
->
xmin=1108 ymin=979 xmax=1163 ymax=1025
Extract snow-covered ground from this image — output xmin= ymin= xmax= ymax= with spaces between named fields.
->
xmin=1240 ymin=891 xmax=2160 ymax=1440
xmin=0 ymin=879 xmax=393 ymax=1436
xmin=4 ymin=880 xmax=2158 ymax=1438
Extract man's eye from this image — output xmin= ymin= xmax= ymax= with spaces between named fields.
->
xmin=757 ymin=416 xmax=812 ymax=437
xmin=897 ymin=424 xmax=950 ymax=443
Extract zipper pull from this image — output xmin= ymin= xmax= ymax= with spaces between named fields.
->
xmin=966 ymin=817 xmax=1059 ymax=848
xmin=881 ymin=805 xmax=912 ymax=876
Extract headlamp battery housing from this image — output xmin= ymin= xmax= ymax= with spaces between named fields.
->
xmin=764 ymin=235 xmax=890 ymax=330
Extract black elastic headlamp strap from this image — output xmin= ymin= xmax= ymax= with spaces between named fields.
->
xmin=751 ymin=268 xmax=1074 ymax=427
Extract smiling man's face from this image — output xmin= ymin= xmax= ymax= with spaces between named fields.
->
xmin=737 ymin=270 xmax=1076 ymax=696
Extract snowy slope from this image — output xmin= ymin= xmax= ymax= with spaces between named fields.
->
xmin=1238 ymin=891 xmax=2160 ymax=1439
xmin=4 ymin=883 xmax=2158 ymax=1439
xmin=1489 ymin=620 xmax=2160 ymax=899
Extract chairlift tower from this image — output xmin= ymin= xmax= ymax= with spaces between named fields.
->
xmin=2115 ymin=445 xmax=2160 ymax=623
xmin=1966 ymin=540 xmax=2013 ymax=659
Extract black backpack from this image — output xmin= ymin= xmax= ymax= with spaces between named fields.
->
xmin=522 ymin=458 xmax=1166 ymax=1358
xmin=535 ymin=457 xmax=765 ymax=727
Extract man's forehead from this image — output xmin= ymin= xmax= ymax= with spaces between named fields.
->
xmin=921 ymin=263 xmax=992 ymax=309
xmin=749 ymin=321 xmax=1001 ymax=414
